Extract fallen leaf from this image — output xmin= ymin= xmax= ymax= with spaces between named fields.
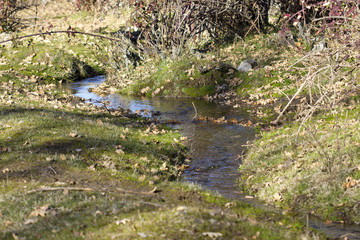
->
xmin=273 ymin=192 xmax=283 ymax=201
xmin=115 ymin=149 xmax=124 ymax=155
xmin=115 ymin=218 xmax=130 ymax=225
xmin=0 ymin=147 xmax=8 ymax=153
xmin=202 ymin=232 xmax=223 ymax=238
xmin=247 ymin=217 xmax=258 ymax=224
xmin=63 ymin=189 xmax=69 ymax=195
xmin=89 ymin=164 xmax=97 ymax=171
xmin=4 ymin=220 xmax=13 ymax=226
xmin=139 ymin=175 xmax=146 ymax=181
xmin=160 ymin=162 xmax=168 ymax=171
xmin=101 ymin=160 xmax=117 ymax=170
xmin=11 ymin=233 xmax=19 ymax=240
xmin=343 ymin=176 xmax=359 ymax=189
xmin=30 ymin=205 xmax=50 ymax=217
xmin=54 ymin=181 xmax=67 ymax=186
xmin=69 ymin=132 xmax=78 ymax=138
xmin=245 ymin=195 xmax=254 ymax=199
xmin=225 ymin=202 xmax=236 ymax=208
xmin=137 ymin=233 xmax=147 ymax=238
xmin=24 ymin=217 xmax=38 ymax=225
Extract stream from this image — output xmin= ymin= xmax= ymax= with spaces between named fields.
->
xmin=65 ymin=75 xmax=360 ymax=239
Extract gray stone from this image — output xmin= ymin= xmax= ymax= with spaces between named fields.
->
xmin=237 ymin=59 xmax=258 ymax=72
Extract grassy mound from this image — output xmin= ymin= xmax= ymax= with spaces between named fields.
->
xmin=239 ymin=108 xmax=360 ymax=223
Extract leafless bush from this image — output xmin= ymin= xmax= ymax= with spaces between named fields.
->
xmin=75 ymin=0 xmax=131 ymax=12
xmin=274 ymin=0 xmax=360 ymax=123
xmin=0 ymin=0 xmax=30 ymax=32
xmin=273 ymin=0 xmax=360 ymax=172
xmin=129 ymin=0 xmax=271 ymax=57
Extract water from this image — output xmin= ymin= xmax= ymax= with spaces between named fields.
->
xmin=66 ymin=75 xmax=360 ymax=239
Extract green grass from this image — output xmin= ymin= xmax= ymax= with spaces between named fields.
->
xmin=0 ymin=6 xmax=347 ymax=237
xmin=239 ymin=107 xmax=360 ymax=223
xmin=0 ymin=104 xmax=187 ymax=183
xmin=0 ymin=36 xmax=107 ymax=84
xmin=0 ymin=103 xmax=320 ymax=239
xmin=113 ymin=55 xmax=225 ymax=98
xmin=0 ymin=79 xmax=324 ymax=239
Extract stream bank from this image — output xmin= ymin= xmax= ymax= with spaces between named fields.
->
xmin=69 ymin=75 xmax=360 ymax=239
xmin=0 ymin=73 xmax=322 ymax=239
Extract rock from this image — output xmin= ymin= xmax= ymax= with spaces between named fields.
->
xmin=237 ymin=59 xmax=258 ymax=72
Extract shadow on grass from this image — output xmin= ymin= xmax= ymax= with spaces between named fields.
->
xmin=2 ymin=190 xmax=159 ymax=239
xmin=0 ymin=163 xmax=60 ymax=181
xmin=0 ymin=105 xmax=186 ymax=182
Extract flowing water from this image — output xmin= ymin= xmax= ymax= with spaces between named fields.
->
xmin=65 ymin=76 xmax=360 ymax=239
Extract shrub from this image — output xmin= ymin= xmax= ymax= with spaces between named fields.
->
xmin=1 ymin=0 xmax=18 ymax=32
xmin=129 ymin=0 xmax=272 ymax=56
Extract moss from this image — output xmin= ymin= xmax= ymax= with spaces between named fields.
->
xmin=181 ymin=86 xmax=215 ymax=98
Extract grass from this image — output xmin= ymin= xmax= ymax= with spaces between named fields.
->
xmin=239 ymin=107 xmax=360 ymax=223
xmin=110 ymin=54 xmax=226 ymax=98
xmin=0 ymin=86 xmax=321 ymax=239
xmin=0 ymin=102 xmax=187 ymax=181
xmin=1 ymin=0 xmax=357 ymax=237
xmin=0 ymin=36 xmax=107 ymax=84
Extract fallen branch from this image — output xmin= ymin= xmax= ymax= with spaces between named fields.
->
xmin=27 ymin=187 xmax=93 ymax=193
xmin=271 ymin=66 xmax=329 ymax=125
xmin=116 ymin=187 xmax=160 ymax=195
xmin=0 ymin=30 xmax=140 ymax=50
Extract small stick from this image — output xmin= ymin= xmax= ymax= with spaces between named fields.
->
xmin=27 ymin=187 xmax=93 ymax=194
xmin=192 ymin=102 xmax=198 ymax=120
xmin=116 ymin=187 xmax=159 ymax=195
xmin=272 ymin=66 xmax=328 ymax=125
xmin=47 ymin=166 xmax=57 ymax=175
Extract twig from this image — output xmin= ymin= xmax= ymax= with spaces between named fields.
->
xmin=0 ymin=30 xmax=140 ymax=51
xmin=27 ymin=187 xmax=93 ymax=193
xmin=312 ymin=16 xmax=360 ymax=23
xmin=335 ymin=108 xmax=341 ymax=162
xmin=139 ymin=201 xmax=164 ymax=208
xmin=46 ymin=166 xmax=57 ymax=175
xmin=192 ymin=102 xmax=198 ymax=120
xmin=116 ymin=187 xmax=160 ymax=195
xmin=272 ymin=66 xmax=328 ymax=125
xmin=286 ymin=53 xmax=313 ymax=70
